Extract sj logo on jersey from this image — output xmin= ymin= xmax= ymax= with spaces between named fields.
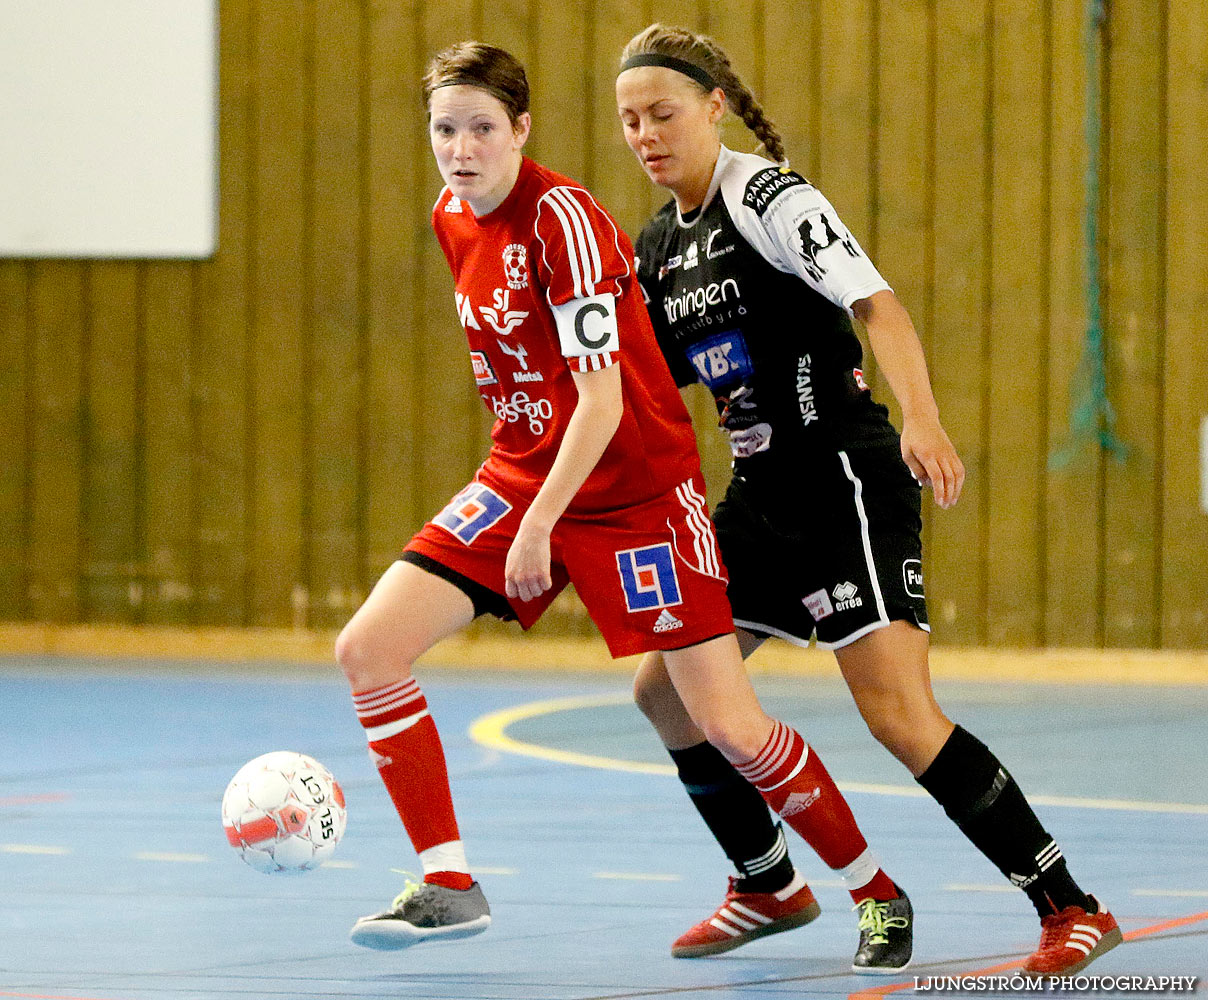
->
xmin=687 ymin=329 xmax=754 ymax=390
xmin=616 ymin=543 xmax=682 ymax=612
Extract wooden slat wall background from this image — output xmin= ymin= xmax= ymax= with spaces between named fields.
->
xmin=1 ymin=0 xmax=1204 ymax=648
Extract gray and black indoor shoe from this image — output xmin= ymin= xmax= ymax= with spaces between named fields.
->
xmin=350 ymin=878 xmax=491 ymax=951
xmin=851 ymin=886 xmax=913 ymax=974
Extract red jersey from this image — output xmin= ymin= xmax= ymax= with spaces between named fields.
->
xmin=431 ymin=157 xmax=700 ymax=514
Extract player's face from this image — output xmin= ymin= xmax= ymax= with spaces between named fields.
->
xmin=429 ymin=85 xmax=531 ymax=215
xmin=616 ymin=67 xmax=724 ymax=208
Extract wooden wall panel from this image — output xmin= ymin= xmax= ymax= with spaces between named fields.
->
xmin=984 ymin=0 xmax=1048 ymax=646
xmin=0 ymin=263 xmax=30 ymax=619
xmin=250 ymin=0 xmax=308 ymax=626
xmin=875 ymin=0 xmax=932 ymax=471
xmin=309 ymin=0 xmax=364 ymax=629
xmin=28 ymin=263 xmax=86 ymax=623
xmin=142 ymin=264 xmax=195 ymax=625
xmin=364 ymin=0 xmax=423 ymax=583
xmin=3 ymin=0 xmax=1202 ymax=649
xmin=1102 ymin=0 xmax=1164 ymax=646
xmin=587 ymin=0 xmax=650 ymax=235
xmin=1044 ymin=0 xmax=1102 ymax=646
xmin=81 ymin=262 xmax=141 ymax=621
xmin=1161 ymin=0 xmax=1208 ymax=647
xmin=928 ymin=1 xmax=990 ymax=644
xmin=193 ymin=0 xmax=252 ymax=626
xmin=764 ymin=0 xmax=819 ymax=176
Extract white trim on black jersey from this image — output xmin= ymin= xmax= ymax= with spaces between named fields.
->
xmin=672 ymin=146 xmax=892 ymax=316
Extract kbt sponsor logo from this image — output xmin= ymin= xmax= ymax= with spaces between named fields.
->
xmin=686 ymin=330 xmax=754 ymax=390
xmin=489 ymin=390 xmax=553 ymax=434
xmin=832 ymin=580 xmax=862 ymax=611
xmin=663 ymin=277 xmax=741 ymax=323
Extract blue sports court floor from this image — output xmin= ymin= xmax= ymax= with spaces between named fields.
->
xmin=2 ymin=654 xmax=1206 ymax=999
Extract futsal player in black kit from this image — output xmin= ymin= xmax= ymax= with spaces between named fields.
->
xmin=614 ymin=23 xmax=1121 ymax=977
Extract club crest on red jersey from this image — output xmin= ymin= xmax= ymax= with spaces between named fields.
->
xmin=503 ymin=243 xmax=529 ymax=290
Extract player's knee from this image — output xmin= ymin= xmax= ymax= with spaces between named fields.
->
xmin=334 ymin=623 xmax=413 ymax=689
xmin=693 ymin=715 xmax=767 ymax=765
xmin=862 ymin=707 xmax=917 ymax=760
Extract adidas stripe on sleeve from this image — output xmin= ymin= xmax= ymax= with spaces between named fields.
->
xmin=535 ymin=186 xmax=631 ymax=374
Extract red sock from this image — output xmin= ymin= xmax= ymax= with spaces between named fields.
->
xmin=353 ymin=679 xmax=472 ymax=890
xmin=736 ymin=720 xmax=898 ymax=903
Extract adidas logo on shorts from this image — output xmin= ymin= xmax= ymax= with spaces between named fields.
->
xmin=653 ymin=609 xmax=684 ymax=633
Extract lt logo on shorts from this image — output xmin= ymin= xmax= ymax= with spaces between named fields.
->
xmin=434 ymin=484 xmax=512 ymax=546
xmin=616 ymin=543 xmax=682 ymax=612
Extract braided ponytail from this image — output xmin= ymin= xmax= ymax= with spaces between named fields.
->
xmin=620 ymin=24 xmax=787 ymax=164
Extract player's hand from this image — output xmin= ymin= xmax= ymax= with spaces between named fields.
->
xmin=900 ymin=414 xmax=965 ymax=509
xmin=505 ymin=522 xmax=553 ymax=602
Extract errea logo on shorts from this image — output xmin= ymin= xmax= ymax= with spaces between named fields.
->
xmin=832 ymin=581 xmax=863 ymax=612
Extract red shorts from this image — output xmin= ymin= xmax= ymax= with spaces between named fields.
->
xmin=404 ymin=468 xmax=734 ymax=657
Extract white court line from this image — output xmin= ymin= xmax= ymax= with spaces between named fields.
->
xmin=134 ymin=851 xmax=208 ymax=862
xmin=945 ymin=883 xmax=1018 ymax=893
xmin=469 ymin=694 xmax=1208 ymax=815
xmin=593 ymin=872 xmax=682 ymax=882
xmin=2 ymin=843 xmax=70 ymax=854
xmin=474 ymin=865 xmax=519 ymax=875
xmin=320 ymin=859 xmax=358 ymax=869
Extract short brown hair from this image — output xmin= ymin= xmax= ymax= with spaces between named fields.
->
xmin=621 ymin=24 xmax=786 ymax=164
xmin=423 ymin=41 xmax=530 ymax=127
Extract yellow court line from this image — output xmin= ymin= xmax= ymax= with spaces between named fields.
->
xmin=4 ymin=623 xmax=1208 ymax=685
xmin=2 ymin=843 xmax=70 ymax=855
xmin=468 ymin=694 xmax=1208 ymax=815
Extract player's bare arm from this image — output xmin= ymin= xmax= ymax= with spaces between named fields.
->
xmin=852 ymin=289 xmax=965 ymax=509
xmin=505 ymin=361 xmax=624 ymax=601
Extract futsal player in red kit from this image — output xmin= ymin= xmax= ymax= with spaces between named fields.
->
xmin=336 ymin=41 xmax=911 ymax=971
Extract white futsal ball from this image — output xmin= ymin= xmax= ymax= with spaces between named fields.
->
xmin=221 ymin=751 xmax=347 ymax=874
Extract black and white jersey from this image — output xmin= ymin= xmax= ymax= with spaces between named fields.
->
xmin=635 ymin=145 xmax=899 ymax=486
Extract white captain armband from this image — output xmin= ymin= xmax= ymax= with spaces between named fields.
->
xmin=551 ymin=292 xmax=620 ymax=360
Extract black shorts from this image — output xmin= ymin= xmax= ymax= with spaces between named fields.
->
xmin=713 ymin=445 xmax=929 ymax=650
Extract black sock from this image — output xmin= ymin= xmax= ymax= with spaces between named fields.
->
xmin=668 ymin=741 xmax=795 ymax=893
xmin=916 ymin=725 xmax=1093 ymax=917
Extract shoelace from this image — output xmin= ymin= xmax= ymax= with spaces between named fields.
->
xmin=388 ymin=869 xmax=424 ymax=910
xmin=855 ymin=897 xmax=908 ymax=945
